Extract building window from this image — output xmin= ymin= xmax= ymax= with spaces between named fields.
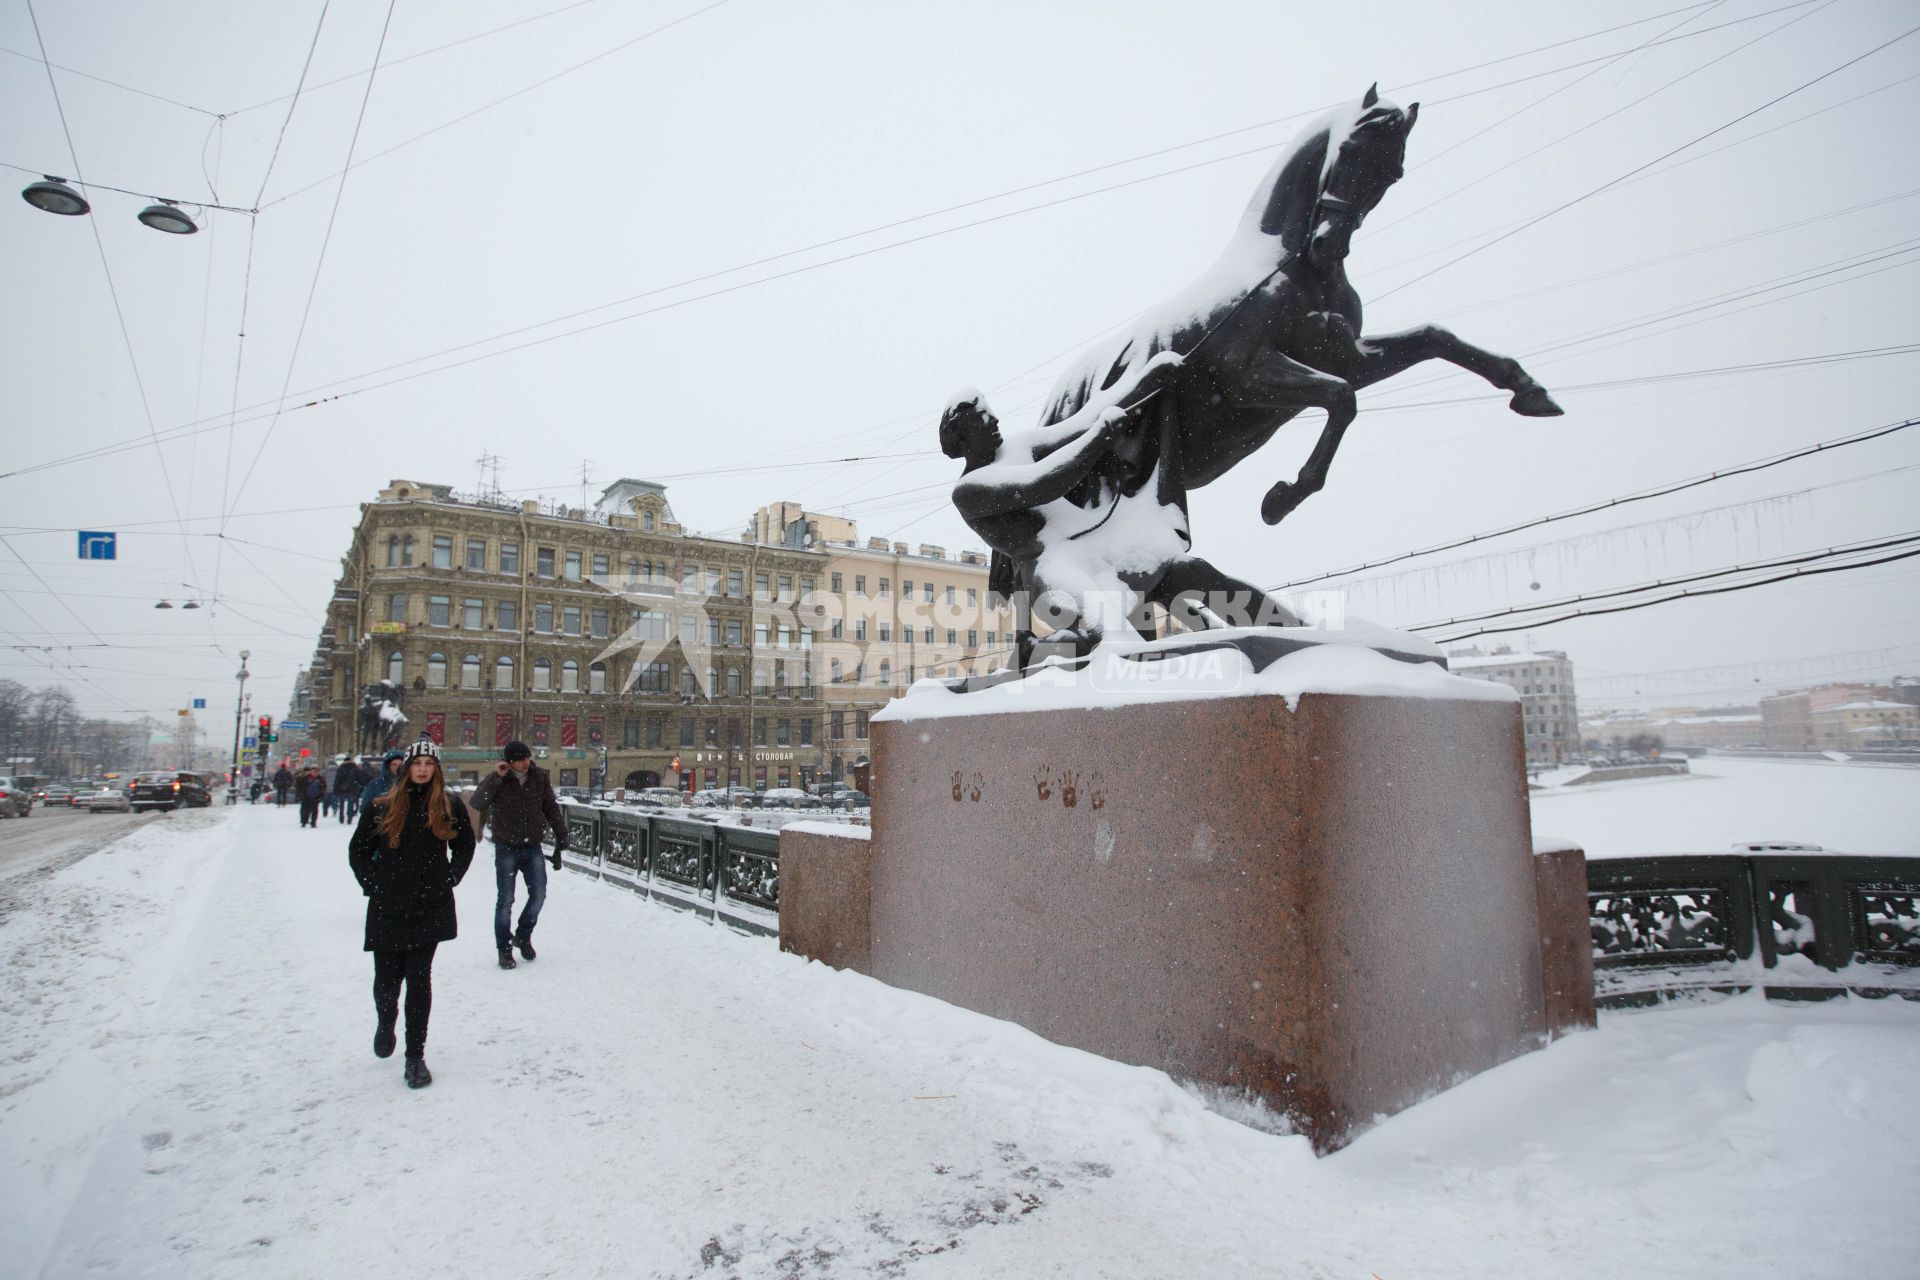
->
xmin=681 ymin=615 xmax=699 ymax=645
xmin=591 ymin=608 xmax=609 ymax=640
xmin=500 ymin=541 xmax=519 ymax=574
xmin=830 ymin=658 xmax=842 ymax=683
xmin=800 ymin=718 xmax=813 ymax=746
xmin=464 ymin=598 xmax=484 ymax=629
xmin=679 ymin=716 xmax=695 ymax=747
xmin=537 ymin=547 xmax=555 ymax=577
xmin=465 ymin=538 xmax=486 ymax=570
xmin=593 ymin=552 xmax=610 ymax=579
xmin=777 ymin=573 xmax=791 ymax=599
xmin=754 ymin=717 xmax=767 ymax=746
xmin=497 ymin=600 xmax=519 ymax=631
xmin=428 ymin=596 xmax=451 ymax=627
xmin=879 ymin=624 xmax=892 ymax=642
xmin=401 ymin=534 xmax=414 ymax=566
xmin=564 ymin=550 xmax=582 ymax=582
xmin=589 ymin=662 xmax=606 ymax=694
xmin=901 ymin=579 xmax=912 ymax=598
xmin=387 ymin=651 xmax=403 ymax=683
xmin=777 ymin=625 xmax=792 ymax=648
xmin=855 ymin=711 xmax=869 ymax=739
xmin=497 ymin=655 xmax=514 ymax=689
xmin=426 ymin=653 xmax=448 ymax=687
xmin=800 ymin=576 xmax=814 ymax=597
xmin=854 ymin=620 xmax=867 ymax=641
xmin=831 ymin=572 xmax=843 ymax=593
xmin=705 ymin=719 xmax=719 ymax=747
xmin=854 ymin=575 xmax=866 ymax=595
xmin=829 ymin=619 xmax=843 ymax=640
xmin=706 ymin=617 xmax=722 ymax=646
xmin=461 ymin=655 xmax=481 ymax=689
xmin=385 ymin=535 xmax=400 ymax=567
xmin=754 ymin=571 xmax=769 ymax=600
xmin=923 ymin=583 xmax=934 ymax=603
xmin=387 ymin=593 xmax=407 ymax=623
xmin=966 ymin=629 xmax=977 ymax=647
xmin=967 ymin=587 xmax=978 ymax=607
xmin=878 ymin=578 xmax=890 ymax=597
xmin=430 ymin=535 xmax=452 ymax=568
xmin=532 ymin=658 xmax=551 ymax=691
xmin=725 ymin=619 xmax=741 ymax=646
xmin=776 ymin=718 xmax=790 ymax=746
xmin=534 ymin=603 xmax=553 ymax=633
xmin=622 ymin=717 xmax=638 ymax=749
xmin=830 ymin=710 xmax=844 ymax=739
xmin=727 ymin=568 xmax=743 ymax=597
xmin=945 ymin=585 xmax=956 ymax=605
xmin=727 ymin=667 xmax=742 ymax=696
xmin=631 ymin=609 xmax=666 ymax=641
xmin=923 ymin=626 xmax=934 ymax=644
xmin=775 ymin=664 xmax=789 ymax=693
xmin=562 ymin=606 xmax=581 ymax=636
xmin=879 ymin=659 xmax=891 ymax=685
xmin=642 ymin=716 xmax=660 ymax=748
xmin=681 ymin=669 xmax=696 ymax=698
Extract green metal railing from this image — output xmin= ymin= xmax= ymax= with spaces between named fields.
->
xmin=1588 ymin=854 xmax=1920 ymax=1006
xmin=549 ymin=802 xmax=783 ymax=936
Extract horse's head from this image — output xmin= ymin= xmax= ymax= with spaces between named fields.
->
xmin=1305 ymin=84 xmax=1417 ymax=271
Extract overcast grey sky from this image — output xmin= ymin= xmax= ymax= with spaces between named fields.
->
xmin=3 ymin=0 xmax=1917 ymax=728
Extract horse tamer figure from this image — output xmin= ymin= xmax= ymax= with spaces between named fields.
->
xmin=943 ymin=85 xmax=1562 ymax=662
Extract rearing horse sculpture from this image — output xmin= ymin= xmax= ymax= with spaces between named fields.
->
xmin=1039 ymin=84 xmax=1562 ymax=527
xmin=944 ymin=85 xmax=1563 ymax=666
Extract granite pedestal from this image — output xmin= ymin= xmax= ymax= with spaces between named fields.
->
xmin=782 ymin=676 xmax=1571 ymax=1153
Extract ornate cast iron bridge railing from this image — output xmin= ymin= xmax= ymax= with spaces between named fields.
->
xmin=1589 ymin=854 xmax=1920 ymax=1007
xmin=550 ymin=802 xmax=783 ymax=936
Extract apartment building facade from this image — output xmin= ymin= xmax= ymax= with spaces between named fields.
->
xmin=1445 ymin=646 xmax=1583 ymax=766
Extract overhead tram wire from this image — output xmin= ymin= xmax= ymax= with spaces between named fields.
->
xmin=1423 ymin=543 xmax=1920 ymax=644
xmin=24 ymin=0 xmax=205 ymax=604
xmin=1268 ymin=414 xmax=1920 ymax=594
xmin=0 ymin=8 xmax=1862 ymax=492
xmin=221 ymin=0 xmax=398 ymax=542
xmin=0 ymin=44 xmax=223 ymax=116
xmin=1370 ymin=20 xmax=1920 ymax=303
xmin=1368 ymin=0 xmax=1838 ymax=240
xmin=254 ymin=0 xmax=732 ymax=210
xmin=211 ymin=0 xmax=331 ymax=617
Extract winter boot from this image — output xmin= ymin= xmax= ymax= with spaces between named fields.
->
xmin=515 ymin=934 xmax=536 ymax=962
xmin=404 ymin=1056 xmax=432 ymax=1089
xmin=373 ymin=1021 xmax=397 ymax=1059
xmin=498 ymin=947 xmax=517 ymax=970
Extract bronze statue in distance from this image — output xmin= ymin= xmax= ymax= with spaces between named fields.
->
xmin=942 ymin=85 xmax=1562 ymax=666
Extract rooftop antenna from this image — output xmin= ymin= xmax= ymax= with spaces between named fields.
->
xmin=579 ymin=459 xmax=596 ymax=511
xmin=474 ymin=451 xmax=503 ymax=503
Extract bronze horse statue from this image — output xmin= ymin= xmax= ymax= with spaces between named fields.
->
xmin=1036 ymin=83 xmax=1562 ymax=528
xmin=944 ymin=85 xmax=1562 ymax=665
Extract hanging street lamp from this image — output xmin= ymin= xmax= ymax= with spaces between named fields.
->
xmin=136 ymin=200 xmax=198 ymax=235
xmin=20 ymin=175 xmax=88 ymax=216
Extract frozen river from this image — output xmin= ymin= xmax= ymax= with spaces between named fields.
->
xmin=1529 ymin=755 xmax=1920 ymax=859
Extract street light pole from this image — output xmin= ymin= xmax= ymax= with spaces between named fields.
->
xmin=228 ymin=651 xmax=250 ymax=803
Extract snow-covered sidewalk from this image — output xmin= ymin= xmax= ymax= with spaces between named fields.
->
xmin=2 ymin=807 xmax=1916 ymax=1279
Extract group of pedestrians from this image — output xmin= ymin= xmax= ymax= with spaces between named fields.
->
xmin=345 ymin=738 xmax=568 ymax=1090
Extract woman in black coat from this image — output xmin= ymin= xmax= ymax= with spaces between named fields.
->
xmin=348 ymin=739 xmax=474 ymax=1088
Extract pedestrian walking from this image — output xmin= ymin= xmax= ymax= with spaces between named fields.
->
xmin=347 ymin=739 xmax=475 ymax=1089
xmin=470 ymin=741 xmax=567 ymax=970
xmin=272 ymin=763 xmax=294 ymax=807
xmin=332 ymin=757 xmax=364 ymax=824
xmin=298 ymin=768 xmax=326 ymax=827
xmin=361 ymin=748 xmax=404 ymax=808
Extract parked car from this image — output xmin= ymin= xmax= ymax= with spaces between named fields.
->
xmin=85 ymin=788 xmax=132 ymax=813
xmin=827 ymin=789 xmax=870 ymax=810
xmin=757 ymin=787 xmax=821 ymax=810
xmin=0 ymin=777 xmax=31 ymax=818
xmin=635 ymin=787 xmax=686 ymax=808
xmin=129 ymin=771 xmax=213 ymax=812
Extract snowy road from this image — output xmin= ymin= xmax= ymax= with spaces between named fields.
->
xmin=2 ymin=807 xmax=1916 ymax=1279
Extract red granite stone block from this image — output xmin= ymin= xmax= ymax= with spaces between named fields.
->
xmin=1533 ymin=842 xmax=1598 ymax=1038
xmin=777 ymin=826 xmax=873 ymax=975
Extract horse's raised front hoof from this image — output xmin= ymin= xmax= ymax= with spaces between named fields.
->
xmin=1509 ymin=385 xmax=1564 ymax=417
xmin=1260 ymin=481 xmax=1302 ymax=526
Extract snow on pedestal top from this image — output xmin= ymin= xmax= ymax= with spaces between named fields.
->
xmin=875 ymin=626 xmax=1516 ymax=723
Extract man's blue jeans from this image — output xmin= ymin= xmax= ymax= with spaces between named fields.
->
xmin=494 ymin=845 xmax=548 ymax=949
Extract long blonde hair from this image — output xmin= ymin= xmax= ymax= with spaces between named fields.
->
xmin=377 ymin=757 xmax=456 ymax=847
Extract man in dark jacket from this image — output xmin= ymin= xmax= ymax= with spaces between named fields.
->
xmin=470 ymin=740 xmax=568 ymax=970
xmin=361 ymin=749 xmax=404 ymax=807
xmin=298 ymin=768 xmax=327 ymax=827
xmin=272 ymin=764 xmax=294 ymax=806
xmin=332 ymin=757 xmax=365 ymax=824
